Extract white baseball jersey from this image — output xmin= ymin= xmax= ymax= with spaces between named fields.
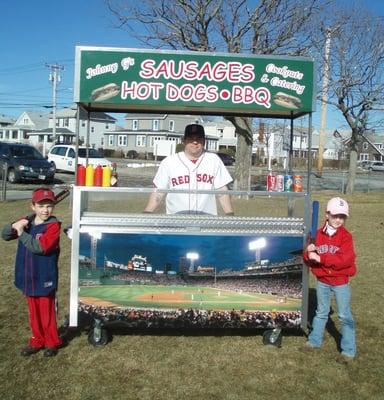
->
xmin=153 ymin=151 xmax=233 ymax=215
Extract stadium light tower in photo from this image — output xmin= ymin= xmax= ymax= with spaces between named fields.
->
xmin=186 ymin=252 xmax=199 ymax=273
xmin=249 ymin=238 xmax=267 ymax=264
xmin=89 ymin=231 xmax=102 ymax=268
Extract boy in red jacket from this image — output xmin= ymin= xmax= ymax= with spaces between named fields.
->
xmin=302 ymin=197 xmax=356 ymax=364
xmin=2 ymin=188 xmax=62 ymax=357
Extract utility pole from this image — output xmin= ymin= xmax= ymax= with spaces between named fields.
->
xmin=317 ymin=28 xmax=332 ymax=177
xmin=46 ymin=63 xmax=64 ymax=145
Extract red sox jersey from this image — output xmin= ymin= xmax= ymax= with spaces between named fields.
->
xmin=153 ymin=151 xmax=233 ymax=214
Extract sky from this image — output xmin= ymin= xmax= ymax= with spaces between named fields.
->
xmin=1 ymin=0 xmax=384 ymax=131
xmin=79 ymin=232 xmax=302 ymax=271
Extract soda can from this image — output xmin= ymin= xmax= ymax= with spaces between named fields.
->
xmin=276 ymin=175 xmax=284 ymax=192
xmin=293 ymin=175 xmax=303 ymax=192
xmin=284 ymin=175 xmax=293 ymax=192
xmin=267 ymin=173 xmax=277 ymax=191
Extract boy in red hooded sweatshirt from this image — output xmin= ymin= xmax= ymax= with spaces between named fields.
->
xmin=302 ymin=197 xmax=356 ymax=364
xmin=1 ymin=188 xmax=62 ymax=357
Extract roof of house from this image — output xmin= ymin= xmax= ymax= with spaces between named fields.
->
xmin=55 ymin=105 xmax=117 ymax=122
xmin=14 ymin=111 xmax=50 ymax=130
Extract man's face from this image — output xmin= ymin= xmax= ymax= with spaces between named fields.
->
xmin=184 ymin=135 xmax=205 ymax=159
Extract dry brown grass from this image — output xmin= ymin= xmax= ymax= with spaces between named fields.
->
xmin=0 ymin=191 xmax=383 ymax=400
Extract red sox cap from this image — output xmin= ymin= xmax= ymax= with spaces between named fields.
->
xmin=32 ymin=188 xmax=56 ymax=203
xmin=184 ymin=124 xmax=205 ymax=140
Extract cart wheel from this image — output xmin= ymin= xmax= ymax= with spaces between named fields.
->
xmin=262 ymin=328 xmax=282 ymax=347
xmin=88 ymin=327 xmax=109 ymax=346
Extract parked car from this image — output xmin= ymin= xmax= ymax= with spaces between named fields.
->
xmin=47 ymin=145 xmax=112 ymax=173
xmin=216 ymin=152 xmax=235 ymax=166
xmin=357 ymin=160 xmax=372 ymax=170
xmin=0 ymin=142 xmax=55 ymax=184
xmin=368 ymin=161 xmax=384 ymax=172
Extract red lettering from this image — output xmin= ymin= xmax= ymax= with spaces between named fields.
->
xmin=211 ymin=62 xmax=227 ymax=81
xmin=228 ymin=62 xmax=242 ymax=82
xmin=196 ymin=173 xmax=201 ymax=182
xmin=178 ymin=176 xmax=184 ymax=185
xmin=171 ymin=178 xmax=177 ymax=186
xmin=207 ymin=175 xmax=214 ymax=184
xmin=184 ymin=61 xmax=199 ymax=80
xmin=242 ymin=64 xmax=255 ymax=82
xmin=139 ymin=59 xmax=156 ymax=79
xmin=197 ymin=62 xmax=212 ymax=80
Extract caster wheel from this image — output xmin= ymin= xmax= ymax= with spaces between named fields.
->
xmin=262 ymin=328 xmax=282 ymax=347
xmin=88 ymin=327 xmax=109 ymax=346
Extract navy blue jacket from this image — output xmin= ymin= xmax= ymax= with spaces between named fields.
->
xmin=2 ymin=215 xmax=61 ymax=296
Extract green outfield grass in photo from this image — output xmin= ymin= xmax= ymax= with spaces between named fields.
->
xmin=1 ymin=191 xmax=384 ymax=400
xmin=79 ymin=284 xmax=301 ymax=311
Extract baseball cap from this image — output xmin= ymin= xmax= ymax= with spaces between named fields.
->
xmin=326 ymin=197 xmax=349 ymax=216
xmin=32 ymin=188 xmax=56 ymax=203
xmin=184 ymin=124 xmax=205 ymax=140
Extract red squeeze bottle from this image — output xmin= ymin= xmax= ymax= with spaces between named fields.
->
xmin=76 ymin=164 xmax=86 ymax=186
xmin=94 ymin=165 xmax=103 ymax=186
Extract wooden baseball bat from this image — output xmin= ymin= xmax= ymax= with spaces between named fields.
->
xmin=54 ymin=188 xmax=70 ymax=204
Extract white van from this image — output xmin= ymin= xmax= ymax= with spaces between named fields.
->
xmin=47 ymin=145 xmax=112 ymax=172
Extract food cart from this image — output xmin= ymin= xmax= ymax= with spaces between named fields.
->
xmin=70 ymin=46 xmax=316 ymax=346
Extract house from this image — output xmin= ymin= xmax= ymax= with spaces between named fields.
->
xmin=0 ymin=115 xmax=16 ymax=128
xmin=0 ymin=107 xmax=117 ymax=154
xmin=49 ymin=106 xmax=117 ymax=148
xmin=0 ymin=111 xmax=50 ymax=143
xmin=357 ymin=132 xmax=384 ymax=162
xmin=105 ymin=114 xmax=220 ymax=158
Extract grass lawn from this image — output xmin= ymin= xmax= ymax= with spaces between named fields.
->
xmin=0 ymin=190 xmax=383 ymax=400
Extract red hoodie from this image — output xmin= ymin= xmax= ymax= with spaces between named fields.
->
xmin=303 ymin=224 xmax=356 ymax=285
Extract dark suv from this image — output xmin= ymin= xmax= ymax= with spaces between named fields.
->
xmin=0 ymin=142 xmax=55 ymax=183
xmin=216 ymin=152 xmax=235 ymax=166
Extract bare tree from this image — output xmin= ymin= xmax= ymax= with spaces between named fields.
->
xmin=105 ymin=0 xmax=325 ymax=190
xmin=312 ymin=4 xmax=384 ymax=193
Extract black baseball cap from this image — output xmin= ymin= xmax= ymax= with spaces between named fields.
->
xmin=184 ymin=124 xmax=205 ymax=140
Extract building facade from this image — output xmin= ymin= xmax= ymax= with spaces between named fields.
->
xmin=104 ymin=114 xmax=219 ymax=158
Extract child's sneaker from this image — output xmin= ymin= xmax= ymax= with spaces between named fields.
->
xmin=21 ymin=346 xmax=42 ymax=356
xmin=43 ymin=347 xmax=58 ymax=357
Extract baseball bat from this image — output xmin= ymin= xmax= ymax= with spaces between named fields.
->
xmin=310 ymin=200 xmax=319 ymax=243
xmin=54 ymin=188 xmax=70 ymax=204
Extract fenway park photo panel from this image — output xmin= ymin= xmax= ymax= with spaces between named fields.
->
xmin=78 ymin=231 xmax=303 ymax=331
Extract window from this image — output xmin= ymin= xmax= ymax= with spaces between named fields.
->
xmin=91 ymin=127 xmax=95 ymax=133
xmin=68 ymin=149 xmax=76 ymax=158
xmin=169 ymin=120 xmax=175 ymax=131
xmin=108 ymin=135 xmax=114 ymax=146
xmin=132 ymin=120 xmax=139 ymax=130
xmin=153 ymin=119 xmax=159 ymax=131
xmin=118 ymin=135 xmax=127 ymax=146
xmin=81 ymin=120 xmax=86 ymax=127
xmin=150 ymin=136 xmax=162 ymax=146
xmin=64 ymin=118 xmax=69 ymax=127
xmin=136 ymin=135 xmax=146 ymax=147
xmin=363 ymin=142 xmax=369 ymax=150
xmin=12 ymin=130 xmax=18 ymax=139
xmin=105 ymin=123 xmax=109 ymax=130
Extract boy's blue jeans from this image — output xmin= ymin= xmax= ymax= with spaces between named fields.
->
xmin=308 ymin=281 xmax=356 ymax=357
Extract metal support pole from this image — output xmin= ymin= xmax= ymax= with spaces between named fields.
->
xmin=74 ymin=105 xmax=81 ymax=185
xmin=317 ymin=28 xmax=332 ymax=177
